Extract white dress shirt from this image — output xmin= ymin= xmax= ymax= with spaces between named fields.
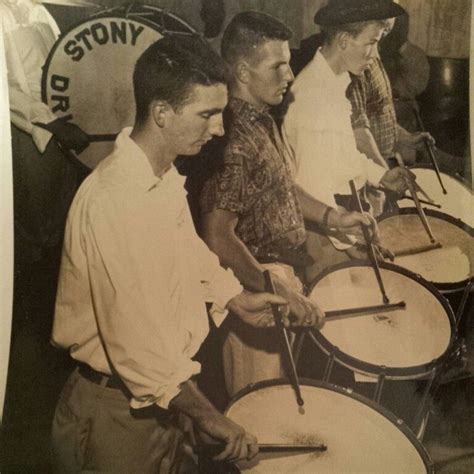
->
xmin=283 ymin=49 xmax=386 ymax=208
xmin=52 ymin=128 xmax=242 ymax=410
xmin=1 ymin=0 xmax=58 ymax=152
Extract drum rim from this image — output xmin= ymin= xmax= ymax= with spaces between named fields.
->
xmin=225 ymin=377 xmax=434 ymax=473
xmin=41 ymin=4 xmax=197 ymax=109
xmin=408 ymin=163 xmax=473 ymax=193
xmin=378 ymin=207 xmax=473 ymax=291
xmin=306 ymin=259 xmax=457 ymax=379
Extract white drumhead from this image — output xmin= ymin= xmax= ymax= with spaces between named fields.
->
xmin=398 ymin=169 xmax=474 ymax=228
xmin=227 ymin=384 xmax=429 ymax=473
xmin=43 ymin=15 xmax=166 ymax=168
xmin=309 ymin=266 xmax=451 ymax=370
xmin=378 ymin=214 xmax=473 ymax=285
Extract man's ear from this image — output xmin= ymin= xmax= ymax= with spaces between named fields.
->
xmin=151 ymin=100 xmax=171 ymax=128
xmin=338 ymin=31 xmax=350 ymax=50
xmin=234 ymin=60 xmax=251 ymax=84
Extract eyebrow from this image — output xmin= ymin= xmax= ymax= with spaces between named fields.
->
xmin=199 ymin=107 xmax=224 ymax=115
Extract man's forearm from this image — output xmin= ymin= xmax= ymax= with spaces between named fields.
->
xmin=169 ymin=379 xmax=218 ymax=423
xmin=353 ymin=127 xmax=389 ymax=169
xmin=295 ymin=185 xmax=336 ymax=226
xmin=203 ymin=229 xmax=266 ymax=292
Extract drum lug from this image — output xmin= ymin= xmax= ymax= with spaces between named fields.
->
xmin=373 ymin=367 xmax=387 ymax=404
xmin=323 ymin=347 xmax=337 ymax=383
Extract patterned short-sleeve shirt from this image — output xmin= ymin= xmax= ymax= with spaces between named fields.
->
xmin=200 ymin=97 xmax=305 ymax=256
xmin=347 ymin=58 xmax=398 ymax=160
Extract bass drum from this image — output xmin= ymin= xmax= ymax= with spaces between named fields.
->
xmin=225 ymin=379 xmax=433 ymax=473
xmin=41 ymin=4 xmax=197 ymax=169
xmin=398 ymin=165 xmax=473 ymax=228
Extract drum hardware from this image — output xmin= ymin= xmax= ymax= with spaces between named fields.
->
xmin=412 ymin=367 xmax=437 ymax=436
xmin=373 ymin=368 xmax=386 ymax=404
xmin=413 ymin=106 xmax=448 ymax=195
xmin=193 ymin=443 xmax=327 ymax=457
xmin=263 ymin=270 xmax=304 ymax=407
xmin=350 ymin=180 xmax=390 ymax=304
xmin=455 ymin=277 xmax=473 ymax=327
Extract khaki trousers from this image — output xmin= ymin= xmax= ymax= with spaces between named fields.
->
xmin=222 ymin=263 xmax=302 ymax=397
xmin=52 ymin=368 xmax=196 ymax=474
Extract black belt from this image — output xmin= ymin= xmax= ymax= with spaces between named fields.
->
xmin=78 ymin=363 xmax=125 ymax=391
xmin=255 ymin=245 xmax=314 ymax=268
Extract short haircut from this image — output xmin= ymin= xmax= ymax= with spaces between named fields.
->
xmin=221 ymin=11 xmax=293 ymax=65
xmin=321 ymin=19 xmax=391 ymax=44
xmin=133 ymin=35 xmax=229 ymax=125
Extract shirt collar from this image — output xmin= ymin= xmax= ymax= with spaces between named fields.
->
xmin=228 ymin=96 xmax=272 ymax=126
xmin=113 ymin=128 xmax=182 ymax=192
xmin=313 ymin=48 xmax=351 ymax=93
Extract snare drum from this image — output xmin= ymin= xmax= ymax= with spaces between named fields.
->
xmin=42 ymin=5 xmax=197 ymax=168
xmin=377 ymin=208 xmax=473 ymax=294
xmin=225 ymin=379 xmax=433 ymax=473
xmin=303 ymin=261 xmax=456 ymax=432
xmin=398 ymin=166 xmax=473 ymax=228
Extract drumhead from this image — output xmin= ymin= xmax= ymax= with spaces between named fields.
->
xmin=378 ymin=208 xmax=473 ymax=291
xmin=307 ymin=261 xmax=455 ymax=378
xmin=226 ymin=379 xmax=433 ymax=473
xmin=398 ymin=166 xmax=474 ymax=228
xmin=41 ymin=5 xmax=196 ymax=169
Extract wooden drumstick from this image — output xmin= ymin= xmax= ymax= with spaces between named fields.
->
xmin=412 ymin=107 xmax=447 ymax=194
xmin=263 ymin=271 xmax=304 ymax=407
xmin=404 ymin=170 xmax=438 ymax=244
xmin=400 ymin=194 xmax=441 ymax=209
xmin=349 ymin=180 xmax=390 ymax=304
xmin=325 ymin=301 xmax=406 ymax=321
xmin=193 ymin=443 xmax=328 ymax=456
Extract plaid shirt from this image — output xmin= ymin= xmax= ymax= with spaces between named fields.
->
xmin=200 ymin=97 xmax=305 ymax=257
xmin=347 ymin=58 xmax=398 ymax=160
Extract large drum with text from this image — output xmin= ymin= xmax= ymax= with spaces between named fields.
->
xmin=42 ymin=4 xmax=197 ymax=168
xmin=225 ymin=380 xmax=433 ymax=473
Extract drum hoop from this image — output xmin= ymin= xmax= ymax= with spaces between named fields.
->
xmin=306 ymin=260 xmax=457 ymax=378
xmin=378 ymin=207 xmax=473 ymax=291
xmin=41 ymin=5 xmax=197 ymax=107
xmin=225 ymin=377 xmax=434 ymax=472
xmin=409 ymin=163 xmax=473 ymax=194
xmin=88 ymin=4 xmax=198 ymax=36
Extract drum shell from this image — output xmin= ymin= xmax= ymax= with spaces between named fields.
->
xmin=225 ymin=379 xmax=434 ymax=473
xmin=305 ymin=260 xmax=456 ymax=380
xmin=41 ymin=5 xmax=197 ymax=169
xmin=378 ymin=208 xmax=473 ymax=293
xmin=397 ymin=165 xmax=473 ymax=229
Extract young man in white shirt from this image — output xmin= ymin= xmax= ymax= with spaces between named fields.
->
xmin=51 ymin=36 xmax=293 ymax=473
xmin=283 ymin=0 xmax=409 ymax=280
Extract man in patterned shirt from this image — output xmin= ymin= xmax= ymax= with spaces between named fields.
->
xmin=198 ymin=11 xmax=374 ymax=396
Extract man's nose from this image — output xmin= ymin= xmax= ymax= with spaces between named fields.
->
xmin=209 ymin=114 xmax=225 ymax=137
xmin=283 ymin=64 xmax=294 ymax=83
